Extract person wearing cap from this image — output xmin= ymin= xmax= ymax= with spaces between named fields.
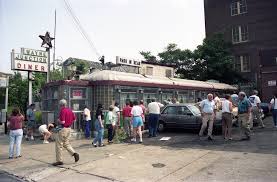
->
xmin=249 ymin=90 xmax=265 ymax=129
xmin=238 ymin=92 xmax=252 ymax=140
xmin=52 ymin=99 xmax=79 ymax=166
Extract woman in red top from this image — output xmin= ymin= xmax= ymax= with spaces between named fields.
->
xmin=8 ymin=107 xmax=24 ymax=159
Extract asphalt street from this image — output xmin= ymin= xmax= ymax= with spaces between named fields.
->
xmin=0 ymin=116 xmax=277 ymax=182
xmin=0 ymin=170 xmax=25 ymax=182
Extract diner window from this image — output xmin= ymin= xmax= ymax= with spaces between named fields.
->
xmin=232 ymin=25 xmax=248 ymax=43
xmin=231 ymin=0 xmax=247 ymax=16
xmin=165 ymin=69 xmax=172 ymax=77
xmin=146 ymin=67 xmax=153 ymax=76
xmin=143 ymin=93 xmax=156 ymax=105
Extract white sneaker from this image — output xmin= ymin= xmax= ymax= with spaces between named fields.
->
xmin=275 ymin=125 xmax=277 ymax=128
xmin=30 ymin=136 xmax=34 ymax=140
xmin=43 ymin=140 xmax=49 ymax=144
xmin=131 ymin=138 xmax=136 ymax=142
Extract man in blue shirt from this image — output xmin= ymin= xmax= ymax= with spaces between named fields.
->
xmin=199 ymin=94 xmax=216 ymax=140
xmin=238 ymin=92 xmax=251 ymax=140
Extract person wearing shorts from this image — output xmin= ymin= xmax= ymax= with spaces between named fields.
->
xmin=131 ymin=101 xmax=143 ymax=143
xmin=38 ymin=123 xmax=56 ymax=144
xmin=26 ymin=104 xmax=36 ymax=141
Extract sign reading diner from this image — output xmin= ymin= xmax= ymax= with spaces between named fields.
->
xmin=11 ymin=48 xmax=48 ymax=72
xmin=116 ymin=56 xmax=141 ymax=67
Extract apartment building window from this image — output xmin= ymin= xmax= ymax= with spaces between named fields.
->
xmin=146 ymin=66 xmax=153 ymax=75
xmin=231 ymin=0 xmax=247 ymax=16
xmin=232 ymin=25 xmax=248 ymax=43
xmin=235 ymin=55 xmax=250 ymax=72
xmin=165 ymin=69 xmax=172 ymax=77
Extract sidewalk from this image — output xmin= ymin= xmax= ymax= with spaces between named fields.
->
xmin=1 ymin=117 xmax=277 ymax=182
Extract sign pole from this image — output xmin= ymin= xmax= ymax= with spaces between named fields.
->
xmin=28 ymin=72 xmax=32 ymax=105
xmin=4 ymin=76 xmax=9 ymax=134
xmin=47 ymin=48 xmax=50 ymax=83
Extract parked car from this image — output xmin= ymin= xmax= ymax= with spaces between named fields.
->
xmin=145 ymin=104 xmax=222 ymax=132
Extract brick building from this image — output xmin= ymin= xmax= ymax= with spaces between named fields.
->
xmin=204 ymin=0 xmax=277 ymax=101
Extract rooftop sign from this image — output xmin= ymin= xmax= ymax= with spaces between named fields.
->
xmin=116 ymin=56 xmax=141 ymax=67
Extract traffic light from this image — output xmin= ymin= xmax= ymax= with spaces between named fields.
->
xmin=99 ymin=56 xmax=105 ymax=65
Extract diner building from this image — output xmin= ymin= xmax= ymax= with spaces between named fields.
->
xmin=41 ymin=60 xmax=236 ymax=131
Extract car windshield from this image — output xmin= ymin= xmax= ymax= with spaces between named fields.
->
xmin=187 ymin=105 xmax=201 ymax=115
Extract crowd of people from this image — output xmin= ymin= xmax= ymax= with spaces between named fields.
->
xmin=91 ymin=99 xmax=164 ymax=146
xmin=198 ymin=90 xmax=277 ymax=141
xmin=6 ymin=90 xmax=277 ymax=166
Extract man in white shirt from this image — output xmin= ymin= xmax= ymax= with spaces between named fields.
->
xmin=113 ymin=102 xmax=120 ymax=126
xmin=199 ymin=94 xmax=216 ymax=140
xmin=112 ymin=102 xmax=120 ymax=140
xmin=147 ymin=99 xmax=164 ymax=137
xmin=249 ymin=90 xmax=265 ymax=128
xmin=83 ymin=105 xmax=91 ymax=138
xmin=221 ymin=94 xmax=233 ymax=140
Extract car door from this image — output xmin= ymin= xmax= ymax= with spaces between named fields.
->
xmin=161 ymin=106 xmax=178 ymax=128
xmin=176 ymin=106 xmax=196 ymax=129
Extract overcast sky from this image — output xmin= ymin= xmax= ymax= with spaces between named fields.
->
xmin=0 ymin=0 xmax=205 ymax=73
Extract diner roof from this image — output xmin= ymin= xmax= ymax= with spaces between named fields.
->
xmin=80 ymin=70 xmax=237 ymax=91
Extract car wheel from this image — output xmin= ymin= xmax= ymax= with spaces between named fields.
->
xmin=158 ymin=121 xmax=165 ymax=132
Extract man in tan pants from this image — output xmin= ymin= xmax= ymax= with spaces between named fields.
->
xmin=53 ymin=99 xmax=80 ymax=166
xmin=238 ymin=92 xmax=252 ymax=140
xmin=199 ymin=94 xmax=216 ymax=140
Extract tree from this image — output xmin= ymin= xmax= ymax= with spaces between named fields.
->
xmin=8 ymin=72 xmax=28 ymax=113
xmin=157 ymin=44 xmax=196 ymax=78
xmin=139 ymin=51 xmax=158 ymax=63
xmin=194 ymin=33 xmax=243 ymax=83
xmin=73 ymin=60 xmax=90 ymax=75
xmin=139 ymin=34 xmax=243 ymax=84
xmin=32 ymin=72 xmax=46 ymax=102
xmin=50 ymin=69 xmax=63 ymax=81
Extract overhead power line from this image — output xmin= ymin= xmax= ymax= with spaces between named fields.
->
xmin=63 ymin=0 xmax=101 ymax=58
